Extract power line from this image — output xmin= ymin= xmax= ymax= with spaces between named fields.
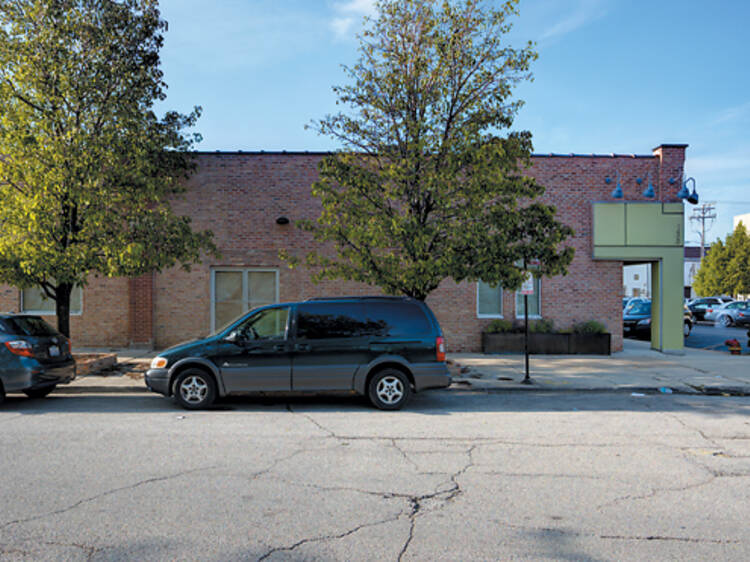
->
xmin=689 ymin=203 xmax=717 ymax=259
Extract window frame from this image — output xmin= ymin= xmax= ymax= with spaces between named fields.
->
xmin=210 ymin=268 xmax=279 ymax=333
xmin=20 ymin=285 xmax=83 ymax=316
xmin=476 ymin=281 xmax=504 ymax=319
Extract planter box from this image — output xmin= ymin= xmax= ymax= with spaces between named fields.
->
xmin=482 ymin=332 xmax=611 ymax=355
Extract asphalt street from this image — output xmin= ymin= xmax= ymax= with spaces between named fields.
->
xmin=1 ymin=389 xmax=749 ymax=561
xmin=684 ymin=323 xmax=750 ymax=351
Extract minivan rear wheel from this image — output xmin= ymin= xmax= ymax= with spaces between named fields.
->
xmin=173 ymin=369 xmax=216 ymax=410
xmin=368 ymin=369 xmax=411 ymax=410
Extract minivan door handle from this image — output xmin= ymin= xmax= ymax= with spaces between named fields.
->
xmin=273 ymin=344 xmax=286 ymax=352
xmin=294 ymin=343 xmax=311 ymax=352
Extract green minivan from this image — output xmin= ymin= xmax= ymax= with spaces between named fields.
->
xmin=145 ymin=297 xmax=450 ymax=410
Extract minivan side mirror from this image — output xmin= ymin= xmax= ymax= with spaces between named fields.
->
xmin=225 ymin=330 xmax=242 ymax=344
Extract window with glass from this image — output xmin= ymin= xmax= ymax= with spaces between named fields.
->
xmin=235 ymin=307 xmax=289 ymax=340
xmin=22 ymin=285 xmax=82 ymax=315
xmin=515 ymin=274 xmax=541 ymax=318
xmin=477 ymin=282 xmax=503 ymax=317
xmin=212 ymin=269 xmax=278 ymax=331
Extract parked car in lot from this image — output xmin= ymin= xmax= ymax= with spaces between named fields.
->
xmin=146 ymin=296 xmax=450 ymax=410
xmin=0 ymin=315 xmax=76 ymax=404
xmin=704 ymin=301 xmax=750 ymax=326
xmin=623 ymin=300 xmax=653 ymax=338
xmin=688 ymin=296 xmax=735 ymax=321
xmin=622 ymin=297 xmax=648 ymax=310
xmin=623 ymin=301 xmax=693 ymax=338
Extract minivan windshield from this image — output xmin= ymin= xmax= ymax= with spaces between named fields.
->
xmin=0 ymin=316 xmax=60 ymax=336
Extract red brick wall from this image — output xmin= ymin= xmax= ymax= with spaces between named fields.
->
xmin=0 ymin=145 xmax=686 ymax=352
xmin=0 ymin=275 xmax=130 ymax=347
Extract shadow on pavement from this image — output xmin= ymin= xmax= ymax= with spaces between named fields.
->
xmin=1 ymin=389 xmax=748 ymax=417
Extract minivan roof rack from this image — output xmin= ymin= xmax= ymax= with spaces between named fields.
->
xmin=305 ymin=296 xmax=413 ymax=302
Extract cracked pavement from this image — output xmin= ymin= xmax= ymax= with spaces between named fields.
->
xmin=0 ymin=389 xmax=749 ymax=560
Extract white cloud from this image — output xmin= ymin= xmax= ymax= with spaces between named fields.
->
xmin=535 ymin=0 xmax=609 ymax=43
xmin=711 ymin=101 xmax=750 ymax=125
xmin=330 ymin=0 xmax=376 ymax=40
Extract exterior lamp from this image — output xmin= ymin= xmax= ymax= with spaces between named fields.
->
xmin=677 ymin=180 xmax=690 ymax=199
xmin=684 ymin=177 xmax=699 ymax=204
xmin=607 ymin=171 xmax=623 ymax=199
xmin=642 ymin=173 xmax=655 ymax=198
xmin=276 ymin=216 xmax=290 ymax=225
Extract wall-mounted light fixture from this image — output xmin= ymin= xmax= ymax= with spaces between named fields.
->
xmin=276 ymin=216 xmax=290 ymax=225
xmin=684 ymin=177 xmax=699 ymax=204
xmin=642 ymin=172 xmax=655 ymax=198
xmin=606 ymin=171 xmax=623 ymax=199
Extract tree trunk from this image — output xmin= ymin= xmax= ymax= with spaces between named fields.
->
xmin=55 ymin=283 xmax=72 ymax=338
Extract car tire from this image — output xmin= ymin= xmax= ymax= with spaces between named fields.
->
xmin=684 ymin=321 xmax=691 ymax=337
xmin=23 ymin=385 xmax=56 ymax=399
xmin=368 ymin=369 xmax=411 ymax=411
xmin=173 ymin=369 xmax=216 ymax=410
xmin=0 ymin=382 xmax=5 ymax=405
xmin=719 ymin=315 xmax=733 ymax=327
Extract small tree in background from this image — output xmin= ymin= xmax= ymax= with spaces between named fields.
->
xmin=693 ymin=222 xmax=750 ymax=297
xmin=0 ymin=0 xmax=216 ymax=336
xmin=289 ymin=0 xmax=574 ymax=300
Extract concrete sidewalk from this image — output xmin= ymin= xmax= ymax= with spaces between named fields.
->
xmin=60 ymin=339 xmax=750 ymax=396
xmin=449 ymin=338 xmax=750 ymax=395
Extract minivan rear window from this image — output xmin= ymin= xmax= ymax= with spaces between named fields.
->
xmin=296 ymin=301 xmax=432 ymax=340
xmin=296 ymin=303 xmax=378 ymax=339
xmin=0 ymin=316 xmax=60 ymax=336
xmin=365 ymin=303 xmax=431 ymax=336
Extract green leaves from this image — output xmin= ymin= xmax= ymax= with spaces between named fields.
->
xmin=296 ymin=0 xmax=573 ymax=300
xmin=0 ymin=0 xmax=216 ymax=334
xmin=694 ymin=223 xmax=750 ymax=297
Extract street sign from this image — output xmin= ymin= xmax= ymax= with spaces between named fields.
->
xmin=520 ymin=272 xmax=534 ymax=295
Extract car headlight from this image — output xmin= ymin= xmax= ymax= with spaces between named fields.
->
xmin=637 ymin=319 xmax=651 ymax=326
xmin=150 ymin=356 xmax=168 ymax=369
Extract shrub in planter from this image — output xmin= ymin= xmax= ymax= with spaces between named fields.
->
xmin=572 ymin=320 xmax=607 ymax=334
xmin=482 ymin=318 xmax=611 ymax=354
xmin=485 ymin=319 xmax=513 ymax=333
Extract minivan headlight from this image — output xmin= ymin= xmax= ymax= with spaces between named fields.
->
xmin=150 ymin=356 xmax=168 ymax=369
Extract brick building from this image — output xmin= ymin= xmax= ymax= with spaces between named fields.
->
xmin=0 ymin=144 xmax=688 ymax=353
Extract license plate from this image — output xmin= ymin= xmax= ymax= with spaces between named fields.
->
xmin=48 ymin=346 xmax=60 ymax=357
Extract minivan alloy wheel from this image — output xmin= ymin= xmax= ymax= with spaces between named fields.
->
xmin=180 ymin=376 xmax=208 ymax=404
xmin=174 ymin=369 xmax=216 ymax=409
xmin=368 ymin=369 xmax=411 ymax=410
xmin=377 ymin=375 xmax=404 ymax=405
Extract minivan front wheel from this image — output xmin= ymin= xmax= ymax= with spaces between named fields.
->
xmin=174 ymin=369 xmax=216 ymax=410
xmin=368 ymin=369 xmax=411 ymax=410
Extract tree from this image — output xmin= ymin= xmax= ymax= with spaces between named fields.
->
xmin=693 ymin=222 xmax=750 ymax=297
xmin=0 ymin=0 xmax=216 ymax=336
xmin=288 ymin=0 xmax=574 ymax=300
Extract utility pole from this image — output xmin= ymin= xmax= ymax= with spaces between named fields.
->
xmin=689 ymin=203 xmax=716 ymax=259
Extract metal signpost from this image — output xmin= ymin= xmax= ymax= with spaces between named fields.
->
xmin=520 ymin=271 xmax=534 ymax=384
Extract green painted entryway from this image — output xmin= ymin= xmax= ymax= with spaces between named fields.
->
xmin=593 ymin=202 xmax=685 ymax=353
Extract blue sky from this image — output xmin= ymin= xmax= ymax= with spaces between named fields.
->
xmin=156 ymin=0 xmax=750 ymax=242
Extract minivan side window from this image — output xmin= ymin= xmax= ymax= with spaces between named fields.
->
xmin=296 ymin=303 xmax=379 ymax=339
xmin=236 ymin=307 xmax=289 ymax=340
xmin=365 ymin=302 xmax=431 ymax=337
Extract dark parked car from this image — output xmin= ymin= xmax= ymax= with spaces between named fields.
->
xmin=688 ymin=296 xmax=734 ymax=321
xmin=623 ymin=301 xmax=693 ymax=339
xmin=146 ymin=296 xmax=450 ymax=410
xmin=0 ymin=315 xmax=76 ymax=404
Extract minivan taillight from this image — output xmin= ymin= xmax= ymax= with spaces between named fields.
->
xmin=5 ymin=340 xmax=34 ymax=357
xmin=436 ymin=336 xmax=446 ymax=362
